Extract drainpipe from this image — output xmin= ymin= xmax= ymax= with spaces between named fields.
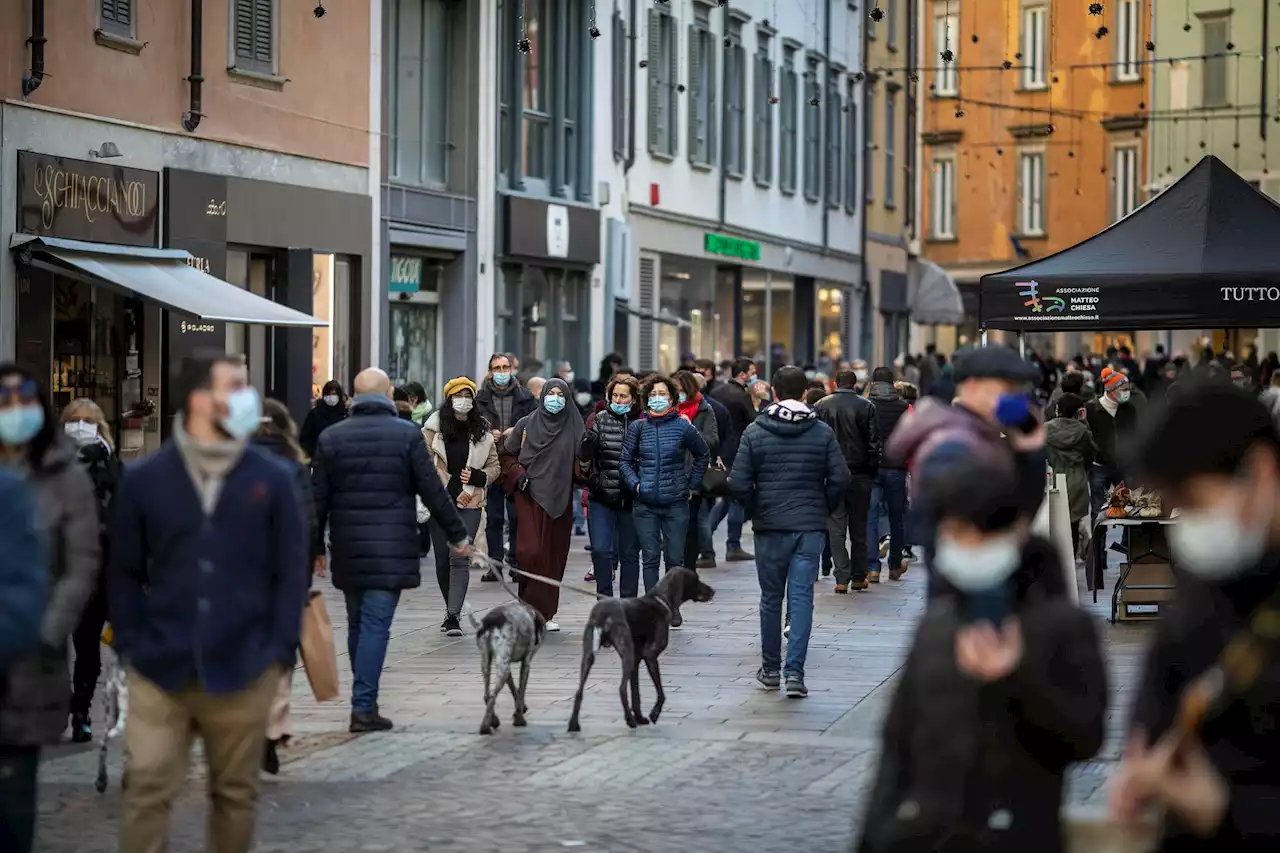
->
xmin=182 ymin=0 xmax=204 ymax=132
xmin=21 ymin=0 xmax=46 ymax=97
xmin=820 ymin=0 xmax=831 ymax=250
xmin=624 ymin=0 xmax=638 ymax=173
xmin=855 ymin=5 xmax=869 ymax=360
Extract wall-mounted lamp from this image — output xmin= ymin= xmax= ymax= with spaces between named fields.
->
xmin=89 ymin=142 xmax=122 ymax=158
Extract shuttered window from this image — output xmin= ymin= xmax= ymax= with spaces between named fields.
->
xmin=779 ymin=48 xmax=798 ymax=193
xmin=647 ymin=9 xmax=679 ymax=157
xmin=233 ymin=0 xmax=276 ymax=74
xmin=752 ymin=33 xmax=774 ymax=186
xmin=688 ymin=10 xmax=717 ymax=166
xmin=100 ymin=0 xmax=134 ymax=36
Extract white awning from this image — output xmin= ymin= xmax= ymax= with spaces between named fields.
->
xmin=910 ymin=258 xmax=965 ymax=325
xmin=11 ymin=235 xmax=325 ymax=327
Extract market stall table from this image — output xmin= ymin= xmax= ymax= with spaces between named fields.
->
xmin=1089 ymin=514 xmax=1178 ymax=624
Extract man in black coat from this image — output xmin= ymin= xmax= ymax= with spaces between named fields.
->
xmin=710 ymin=356 xmax=759 ymax=561
xmin=814 ymin=370 xmax=881 ymax=592
xmin=313 ymin=367 xmax=468 ymax=732
xmin=865 ymin=367 xmax=911 ymax=583
xmin=474 ymin=352 xmax=536 ymax=578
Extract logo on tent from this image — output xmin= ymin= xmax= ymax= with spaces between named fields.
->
xmin=1016 ymin=280 xmax=1064 ymax=313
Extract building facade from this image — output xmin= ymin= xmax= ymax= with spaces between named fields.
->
xmin=603 ymin=0 xmax=864 ymax=376
xmin=919 ymin=0 xmax=1149 ymax=357
xmin=1 ymin=0 xmax=375 ymax=450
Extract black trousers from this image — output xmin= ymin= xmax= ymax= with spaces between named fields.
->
xmin=0 ymin=745 xmax=39 ymax=853
xmin=684 ymin=494 xmax=704 ymax=571
xmin=70 ymin=585 xmax=108 ymax=719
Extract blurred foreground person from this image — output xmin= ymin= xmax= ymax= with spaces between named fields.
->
xmin=110 ymin=356 xmax=308 ymax=853
xmin=856 ymin=460 xmax=1105 ymax=853
xmin=1111 ymin=380 xmax=1280 ymax=850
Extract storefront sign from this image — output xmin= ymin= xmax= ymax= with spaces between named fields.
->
xmin=502 ymin=195 xmax=601 ymax=264
xmin=17 ymin=151 xmax=159 ymax=247
xmin=546 ymin=204 xmax=569 ymax=258
xmin=704 ymin=233 xmax=761 ymax=262
xmin=389 ymin=255 xmax=423 ymax=293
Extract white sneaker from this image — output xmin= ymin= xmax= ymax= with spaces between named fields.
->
xmin=783 ymin=617 xmax=791 ymax=639
xmin=545 ymin=620 xmax=561 ymax=632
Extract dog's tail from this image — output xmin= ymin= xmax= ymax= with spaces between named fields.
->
xmin=461 ymin=602 xmax=482 ymax=633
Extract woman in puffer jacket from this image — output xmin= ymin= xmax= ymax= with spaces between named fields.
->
xmin=579 ymin=375 xmax=643 ymax=597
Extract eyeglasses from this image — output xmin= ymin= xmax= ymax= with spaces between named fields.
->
xmin=0 ymin=379 xmax=39 ymax=405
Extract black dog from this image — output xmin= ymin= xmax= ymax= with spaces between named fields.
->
xmin=567 ymin=568 xmax=715 ymax=732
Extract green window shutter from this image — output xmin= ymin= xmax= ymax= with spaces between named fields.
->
xmin=647 ymin=9 xmax=662 ymax=153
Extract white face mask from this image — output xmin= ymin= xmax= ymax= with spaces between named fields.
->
xmin=1117 ymin=390 xmax=1131 ymax=404
xmin=575 ymin=392 xmax=592 ymax=407
xmin=855 ymin=369 xmax=868 ymax=382
xmin=1170 ymin=488 xmax=1270 ymax=580
xmin=452 ymin=397 xmax=474 ymax=415
xmin=324 ymin=394 xmax=340 ymax=407
xmin=562 ymin=371 xmax=576 ymax=384
xmin=64 ymin=421 xmax=99 ymax=446
xmin=933 ymin=534 xmax=1022 ymax=593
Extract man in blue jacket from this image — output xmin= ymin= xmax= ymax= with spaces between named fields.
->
xmin=729 ymin=366 xmax=850 ymax=698
xmin=313 ymin=367 xmax=468 ymax=732
xmin=110 ymin=354 xmax=309 ymax=853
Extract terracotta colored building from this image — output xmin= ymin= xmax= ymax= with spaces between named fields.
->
xmin=919 ymin=0 xmax=1149 ymax=355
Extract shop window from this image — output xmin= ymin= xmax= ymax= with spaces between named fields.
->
xmin=231 ymin=0 xmax=277 ymax=76
xmin=689 ymin=7 xmax=717 ymax=166
xmin=752 ymin=32 xmax=774 ymax=185
xmin=1020 ymin=5 xmax=1048 ymax=90
xmin=648 ymin=7 xmax=680 ymax=158
xmin=312 ymin=255 xmax=335 ymax=400
xmin=389 ymin=0 xmax=452 ymax=186
xmin=724 ymin=19 xmax=747 ymax=177
xmin=803 ymin=57 xmax=822 ymax=201
xmin=825 ymin=70 xmax=842 ymax=207
xmin=817 ymin=287 xmax=843 ymax=362
xmin=658 ymin=261 xmax=717 ymax=373
xmin=100 ymin=0 xmax=135 ymax=38
xmin=779 ymin=47 xmax=799 ymax=193
xmin=389 ymin=302 xmax=439 ymax=394
xmin=933 ymin=6 xmax=959 ymax=96
xmin=740 ymin=275 xmax=794 ymax=367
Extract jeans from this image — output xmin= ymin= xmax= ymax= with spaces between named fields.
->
xmin=697 ymin=498 xmax=714 ymax=555
xmin=587 ymin=500 xmax=640 ymax=597
xmin=755 ymin=530 xmax=825 ymax=679
xmin=1089 ymin=464 xmax=1121 ymax=526
xmin=866 ymin=469 xmax=909 ymax=571
xmin=709 ymin=496 xmax=745 ymax=549
xmin=632 ymin=501 xmax=690 ymax=593
xmin=342 ymin=589 xmax=401 ymax=713
xmin=430 ymin=507 xmax=482 ymax=616
xmin=827 ymin=476 xmax=873 ymax=585
xmin=573 ymin=494 xmax=586 ymax=532
xmin=0 ymin=746 xmax=38 ymax=853
xmin=485 ymin=484 xmax=519 ymax=566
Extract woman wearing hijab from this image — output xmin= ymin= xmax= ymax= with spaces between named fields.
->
xmin=423 ymin=377 xmax=499 ymax=636
xmin=300 ymin=379 xmax=348 ymax=458
xmin=502 ymin=378 xmax=584 ymax=632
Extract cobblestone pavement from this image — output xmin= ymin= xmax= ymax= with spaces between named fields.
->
xmin=34 ymin=528 xmax=1150 ymax=852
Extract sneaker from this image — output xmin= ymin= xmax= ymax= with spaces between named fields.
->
xmin=726 ymin=546 xmax=754 ymax=562
xmin=903 ymin=546 xmax=916 ymax=561
xmin=262 ymin=738 xmax=280 ymax=775
xmin=70 ymin=714 xmax=91 ymax=744
xmin=756 ymin=667 xmax=781 ymax=689
xmin=585 ymin=544 xmax=593 ymax=552
xmin=349 ymin=711 xmax=394 ymax=733
xmin=889 ymin=564 xmax=908 ymax=582
xmin=573 ymin=526 xmax=586 ymax=537
xmin=784 ymin=676 xmax=809 ymax=698
xmin=867 ymin=570 xmax=881 ymax=584
xmin=821 ymin=564 xmax=832 ymax=578
xmin=782 ymin=616 xmax=791 ymax=639
xmin=849 ymin=579 xmax=870 ymax=591
xmin=545 ymin=620 xmax=561 ymax=632
xmin=584 ymin=570 xmax=595 ymax=582
xmin=443 ymin=615 xmax=463 ymax=637
xmin=879 ymin=537 xmax=890 ymax=558
xmin=696 ymin=553 xmax=717 ymax=569
xmin=834 ymin=583 xmax=849 ymax=594
xmin=482 ymin=568 xmax=498 ymax=583
xmin=671 ymin=609 xmax=684 ymax=629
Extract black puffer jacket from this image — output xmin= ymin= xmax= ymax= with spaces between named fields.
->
xmin=866 ymin=382 xmax=910 ymax=469
xmin=711 ymin=379 xmax=756 ymax=467
xmin=311 ymin=395 xmax=466 ymax=591
xmin=580 ymin=405 xmax=641 ymax=507
xmin=299 ymin=398 xmax=347 ymax=459
xmin=814 ymin=389 xmax=882 ymax=477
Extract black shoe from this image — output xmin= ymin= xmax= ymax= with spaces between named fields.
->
xmin=696 ymin=554 xmax=717 ymax=569
xmin=440 ymin=617 xmax=450 ymax=633
xmin=482 ymin=568 xmax=498 ymax=582
xmin=349 ymin=711 xmax=394 ymax=733
xmin=70 ymin=713 xmax=92 ymax=744
xmin=821 ymin=563 xmax=832 ymax=578
xmin=443 ymin=615 xmax=463 ymax=637
xmin=726 ymin=547 xmax=754 ymax=562
xmin=262 ymin=739 xmax=280 ymax=775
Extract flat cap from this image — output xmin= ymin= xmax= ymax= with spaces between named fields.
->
xmin=952 ymin=345 xmax=1042 ymax=383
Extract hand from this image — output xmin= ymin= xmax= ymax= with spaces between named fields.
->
xmin=1110 ymin=729 xmax=1229 ymax=838
xmin=313 ymin=556 xmax=327 ymax=577
xmin=460 ymin=467 xmax=472 ymax=485
xmin=955 ymin=618 xmax=1023 ymax=682
xmin=491 ymin=429 xmax=502 ymax=442
xmin=502 ymin=427 xmax=515 ymax=438
xmin=1008 ymin=421 xmax=1046 ymax=453
xmin=457 ymin=491 xmax=473 ymax=508
xmin=450 ymin=541 xmax=472 ymax=558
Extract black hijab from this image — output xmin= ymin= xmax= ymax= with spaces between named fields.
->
xmin=510 ymin=378 xmax=584 ymax=518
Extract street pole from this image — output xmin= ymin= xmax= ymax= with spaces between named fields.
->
xmin=764 ymin=270 xmax=773 ymax=381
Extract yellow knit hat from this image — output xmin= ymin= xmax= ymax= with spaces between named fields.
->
xmin=443 ymin=376 xmax=477 ymax=400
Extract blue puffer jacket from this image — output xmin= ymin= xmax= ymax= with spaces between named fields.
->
xmin=620 ymin=411 xmax=709 ymax=507
xmin=312 ymin=394 xmax=467 ymax=591
xmin=728 ymin=399 xmax=851 ymax=534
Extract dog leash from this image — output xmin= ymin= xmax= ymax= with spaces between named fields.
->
xmin=470 ymin=551 xmax=607 ymax=601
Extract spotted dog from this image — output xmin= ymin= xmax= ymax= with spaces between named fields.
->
xmin=463 ymin=568 xmax=547 ymax=736
xmin=95 ymin=627 xmax=128 ymax=793
xmin=568 ymin=567 xmax=715 ymax=733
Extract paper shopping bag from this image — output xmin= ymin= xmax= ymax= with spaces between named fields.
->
xmin=299 ymin=590 xmax=340 ymax=702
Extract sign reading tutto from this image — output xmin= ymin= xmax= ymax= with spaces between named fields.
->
xmin=17 ymin=151 xmax=159 ymax=247
xmin=704 ymin=233 xmax=761 ymax=261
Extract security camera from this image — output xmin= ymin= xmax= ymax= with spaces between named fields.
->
xmin=313 ymin=4 xmax=326 ymax=18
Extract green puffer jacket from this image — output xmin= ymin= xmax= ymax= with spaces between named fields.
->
xmin=1044 ymin=416 xmax=1097 ymax=523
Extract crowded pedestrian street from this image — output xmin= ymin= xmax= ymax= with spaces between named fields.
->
xmin=33 ymin=532 xmax=1143 ymax=853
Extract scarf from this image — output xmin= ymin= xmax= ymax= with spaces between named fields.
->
xmin=1099 ymin=393 xmax=1119 ymax=418
xmin=515 ymin=378 xmax=585 ymax=518
xmin=677 ymin=391 xmax=701 ymax=421
xmin=172 ymin=415 xmax=245 ymax=514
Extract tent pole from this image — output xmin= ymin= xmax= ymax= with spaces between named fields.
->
xmin=1018 ymin=331 xmax=1026 ymax=358
xmin=981 ymin=327 xmax=988 ymax=346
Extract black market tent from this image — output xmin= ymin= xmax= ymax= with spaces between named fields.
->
xmin=979 ymin=155 xmax=1280 ymax=331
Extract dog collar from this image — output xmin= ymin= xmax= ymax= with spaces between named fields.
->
xmin=654 ymin=597 xmax=674 ymax=618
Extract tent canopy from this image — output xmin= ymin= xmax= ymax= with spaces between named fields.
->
xmin=979 ymin=155 xmax=1280 ymax=331
xmin=910 ymin=258 xmax=965 ymax=325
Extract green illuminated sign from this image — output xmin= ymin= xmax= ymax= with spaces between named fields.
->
xmin=704 ymin=233 xmax=761 ymax=261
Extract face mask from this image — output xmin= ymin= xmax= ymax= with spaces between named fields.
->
xmin=543 ymin=395 xmax=565 ymax=415
xmin=805 ymin=371 xmax=816 ymax=381
xmin=0 ymin=405 xmax=44 ymax=446
xmin=562 ymin=371 xmax=576 ymax=384
xmin=746 ymin=376 xmax=758 ymax=386
xmin=649 ymin=396 xmax=670 ymax=414
xmin=610 ymin=402 xmax=631 ymax=416
xmin=855 ymin=370 xmax=868 ymax=382
xmin=64 ymin=421 xmax=99 ymax=446
xmin=452 ymin=397 xmax=474 ymax=415
xmin=995 ymin=392 xmax=1031 ymax=427
xmin=933 ymin=534 xmax=1022 ymax=593
xmin=1169 ymin=489 xmax=1269 ymax=580
xmin=323 ymin=394 xmax=339 ymax=407
xmin=221 ymin=387 xmax=262 ymax=440
xmin=493 ymin=371 xmax=511 ymax=387
xmin=678 ymin=392 xmax=688 ymax=404
xmin=1117 ymin=390 xmax=1131 ymax=404
xmin=575 ymin=392 xmax=593 ymax=407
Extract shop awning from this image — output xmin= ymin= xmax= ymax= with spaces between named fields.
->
xmin=10 ymin=235 xmax=325 ymax=327
xmin=910 ymin=259 xmax=965 ymax=325
xmin=614 ymin=299 xmax=691 ymax=328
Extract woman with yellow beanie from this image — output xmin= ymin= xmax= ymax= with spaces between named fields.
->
xmin=422 ymin=377 xmax=500 ymax=635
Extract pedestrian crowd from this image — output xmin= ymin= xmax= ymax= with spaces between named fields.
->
xmin=1 ymin=338 xmax=1280 ymax=853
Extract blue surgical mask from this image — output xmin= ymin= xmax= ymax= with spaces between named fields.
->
xmin=0 ymin=404 xmax=44 ymax=446
xmin=678 ymin=392 xmax=688 ymax=403
xmin=649 ymin=397 xmax=670 ymax=414
xmin=543 ymin=395 xmax=565 ymax=415
xmin=221 ymin=388 xmax=262 ymax=440
xmin=747 ymin=376 xmax=758 ymax=386
xmin=609 ymin=402 xmax=631 ymax=416
xmin=493 ymin=371 xmax=511 ymax=387
xmin=995 ymin=392 xmax=1031 ymax=428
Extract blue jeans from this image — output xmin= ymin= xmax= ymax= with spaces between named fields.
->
xmin=709 ymin=497 xmax=745 ymax=549
xmin=573 ymin=494 xmax=586 ymax=532
xmin=485 ymin=484 xmax=518 ymax=566
xmin=866 ymin=469 xmax=909 ymax=571
xmin=588 ymin=500 xmax=640 ymax=597
xmin=756 ymin=530 xmax=825 ymax=679
xmin=632 ymin=501 xmax=690 ymax=593
xmin=343 ymin=589 xmax=401 ymax=713
xmin=697 ymin=499 xmax=714 ymax=555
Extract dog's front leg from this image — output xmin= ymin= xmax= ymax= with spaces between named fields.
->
xmin=629 ymin=666 xmax=649 ymax=726
xmin=643 ymin=657 xmax=666 ymax=723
